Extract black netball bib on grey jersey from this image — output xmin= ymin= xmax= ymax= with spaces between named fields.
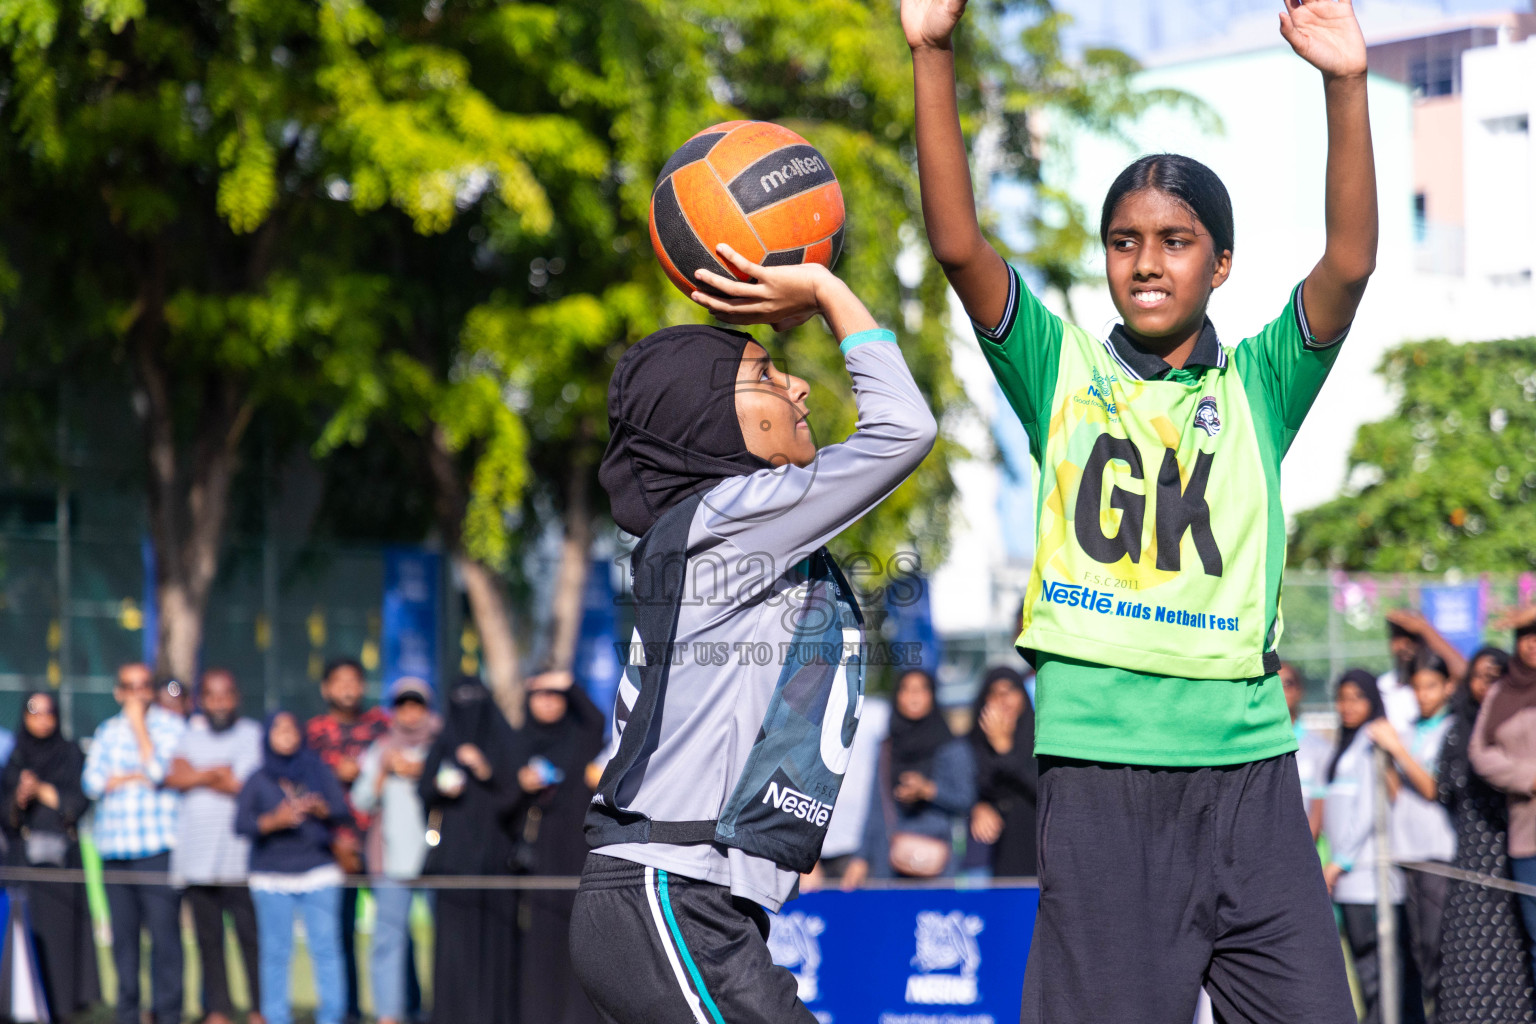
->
xmin=586 ymin=329 xmax=937 ymax=911
xmin=586 ymin=491 xmax=864 ymax=876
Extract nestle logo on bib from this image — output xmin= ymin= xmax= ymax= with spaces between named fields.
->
xmin=763 ymin=781 xmax=833 ymax=828
xmin=761 ymin=155 xmax=827 ymax=194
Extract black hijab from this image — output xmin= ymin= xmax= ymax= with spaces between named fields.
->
xmin=1453 ymin=645 xmax=1509 ymax=725
xmin=441 ymin=675 xmax=516 ymax=754
xmin=889 ymin=670 xmax=954 ymax=780
xmin=256 ymin=711 xmax=335 ymax=794
xmin=968 ymin=666 xmax=1034 ymax=758
xmin=1326 ymin=668 xmax=1387 ymax=783
xmin=598 ymin=324 xmax=775 ymax=537
xmin=10 ymin=691 xmax=75 ymax=783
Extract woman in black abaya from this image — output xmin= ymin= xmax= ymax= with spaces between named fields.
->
xmin=967 ymin=666 xmax=1039 ymax=877
xmin=0 ymin=691 xmax=101 ymax=1021
xmin=418 ymin=675 xmax=524 ymax=1024
xmin=511 ymin=672 xmax=606 ymax=1024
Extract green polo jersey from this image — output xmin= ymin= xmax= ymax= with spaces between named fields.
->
xmin=978 ymin=265 xmax=1344 ymax=766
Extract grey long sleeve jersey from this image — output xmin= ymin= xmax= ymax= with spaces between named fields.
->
xmin=593 ymin=330 xmax=938 ymax=910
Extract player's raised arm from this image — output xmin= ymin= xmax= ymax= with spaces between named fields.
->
xmin=904 ymin=0 xmax=1012 ymax=329
xmin=1280 ymin=0 xmax=1377 ymax=344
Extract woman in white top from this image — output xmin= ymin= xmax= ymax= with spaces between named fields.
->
xmin=1321 ymin=669 xmax=1424 ymax=1024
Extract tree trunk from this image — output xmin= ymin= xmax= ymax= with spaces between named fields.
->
xmin=424 ymin=425 xmax=524 ymax=724
xmin=545 ymin=454 xmax=594 ymax=674
xmin=131 ymin=249 xmax=251 ymax=683
xmin=459 ymin=555 xmax=524 ymax=726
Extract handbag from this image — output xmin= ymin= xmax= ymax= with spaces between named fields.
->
xmin=22 ymin=828 xmax=69 ymax=868
xmin=878 ymin=742 xmax=950 ymax=878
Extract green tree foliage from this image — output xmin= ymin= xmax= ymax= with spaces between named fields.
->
xmin=1290 ymin=338 xmax=1536 ymax=573
xmin=0 ymin=0 xmax=1180 ymax=688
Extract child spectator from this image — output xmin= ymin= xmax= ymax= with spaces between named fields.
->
xmin=237 ymin=711 xmax=352 ymax=1024
xmin=1322 ymin=669 xmax=1425 ymax=1024
xmin=1372 ymin=654 xmax=1456 ymax=1023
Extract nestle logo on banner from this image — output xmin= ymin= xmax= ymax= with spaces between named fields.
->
xmin=766 ymin=911 xmax=826 ymax=1004
xmin=905 ymin=911 xmax=984 ymax=1006
xmin=761 ymin=155 xmax=827 ymax=193
xmin=763 ymin=782 xmax=833 ymax=827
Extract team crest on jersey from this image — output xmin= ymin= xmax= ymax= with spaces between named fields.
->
xmin=1194 ymin=396 xmax=1222 ymax=437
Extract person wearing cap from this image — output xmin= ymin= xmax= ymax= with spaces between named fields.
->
xmin=1470 ymin=605 xmax=1536 ymax=995
xmin=166 ymin=669 xmax=265 ymax=1024
xmin=351 ymin=678 xmax=441 ymax=1024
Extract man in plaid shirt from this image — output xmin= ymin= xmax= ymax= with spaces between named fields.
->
xmin=83 ymin=661 xmax=189 ymax=1024
xmin=306 ymin=656 xmax=392 ymax=1024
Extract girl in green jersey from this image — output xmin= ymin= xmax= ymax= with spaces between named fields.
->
xmin=904 ymin=1 xmax=1379 ymax=1021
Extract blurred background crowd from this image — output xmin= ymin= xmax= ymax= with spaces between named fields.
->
xmin=3 ymin=601 xmax=1535 ymax=1024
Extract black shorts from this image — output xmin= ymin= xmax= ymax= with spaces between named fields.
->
xmin=570 ymin=854 xmax=815 ymax=1024
xmin=1022 ymin=753 xmax=1355 ymax=1024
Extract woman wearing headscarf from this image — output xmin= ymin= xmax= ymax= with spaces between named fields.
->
xmin=351 ymin=678 xmax=441 ymax=1024
xmin=234 ymin=710 xmax=353 ymax=1024
xmin=1321 ymin=669 xmax=1425 ymax=1024
xmin=511 ymin=671 xmax=606 ymax=1024
xmin=418 ymin=674 xmax=523 ymax=1024
xmin=0 ymin=691 xmax=100 ymax=1021
xmin=967 ymin=666 xmax=1038 ymax=877
xmin=845 ymin=669 xmax=975 ymax=887
xmin=1470 ymin=609 xmax=1536 ymax=997
xmin=1436 ymin=646 xmax=1533 ymax=1022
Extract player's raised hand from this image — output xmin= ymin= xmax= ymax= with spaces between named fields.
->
xmin=902 ymin=0 xmax=968 ymax=51
xmin=1279 ymin=0 xmax=1367 ymax=79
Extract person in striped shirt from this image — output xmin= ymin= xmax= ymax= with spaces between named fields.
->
xmin=82 ymin=662 xmax=188 ymax=1024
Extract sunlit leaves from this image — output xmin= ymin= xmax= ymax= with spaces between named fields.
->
xmin=1291 ymin=338 xmax=1536 ymax=572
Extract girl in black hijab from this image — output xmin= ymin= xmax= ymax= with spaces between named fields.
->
xmin=512 ymin=673 xmax=607 ymax=1024
xmin=847 ymin=670 xmax=976 ymax=885
xmin=0 ymin=691 xmax=100 ymax=1020
xmin=418 ymin=675 xmax=523 ymax=1024
xmin=967 ymin=666 xmax=1039 ymax=877
xmin=1436 ymin=646 xmax=1533 ymax=1022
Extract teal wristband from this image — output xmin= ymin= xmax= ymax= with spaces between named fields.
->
xmin=839 ymin=328 xmax=896 ymax=355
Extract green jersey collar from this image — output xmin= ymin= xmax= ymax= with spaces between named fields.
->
xmin=1105 ymin=318 xmax=1226 ymax=381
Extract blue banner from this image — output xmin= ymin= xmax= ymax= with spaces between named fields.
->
xmin=574 ymin=558 xmax=621 ymax=735
xmin=884 ymin=574 xmax=943 ymax=680
xmin=769 ymin=886 xmax=1038 ymax=1024
xmin=382 ymin=547 xmax=440 ymax=691
xmin=1421 ymin=584 xmax=1483 ymax=659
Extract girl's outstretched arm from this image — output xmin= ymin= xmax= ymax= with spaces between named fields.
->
xmin=1281 ymin=0 xmax=1378 ymax=343
xmin=904 ymin=0 xmax=1012 ymax=329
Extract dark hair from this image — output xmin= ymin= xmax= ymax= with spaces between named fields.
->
xmin=1411 ymin=651 xmax=1450 ymax=679
xmin=1099 ymin=154 xmax=1235 ymax=256
xmin=321 ymin=656 xmax=365 ymax=683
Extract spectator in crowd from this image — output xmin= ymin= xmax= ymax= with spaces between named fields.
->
xmin=156 ymin=677 xmax=194 ymax=719
xmin=236 ymin=710 xmax=352 ymax=1024
xmin=1281 ymin=662 xmax=1331 ymax=839
xmin=1379 ymin=611 xmax=1466 ymax=732
xmin=845 ymin=669 xmax=974 ymax=887
xmin=510 ymin=671 xmax=605 ymax=1024
xmin=966 ymin=666 xmax=1037 ymax=877
xmin=419 ymin=675 xmax=523 ymax=1024
xmin=1321 ymin=668 xmax=1425 ymax=1024
xmin=167 ymin=669 xmax=264 ymax=1024
xmin=1437 ymin=646 xmax=1533 ymax=1023
xmin=1372 ymin=653 xmax=1457 ymax=1024
xmin=306 ymin=655 xmax=392 ymax=1024
xmin=1470 ymin=607 xmax=1536 ymax=996
xmin=352 ymin=678 xmax=440 ymax=1024
xmin=82 ymin=661 xmax=188 ymax=1024
xmin=0 ymin=690 xmax=99 ymax=1021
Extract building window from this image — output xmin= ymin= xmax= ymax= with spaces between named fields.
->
xmin=1413 ymin=193 xmax=1427 ymax=243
